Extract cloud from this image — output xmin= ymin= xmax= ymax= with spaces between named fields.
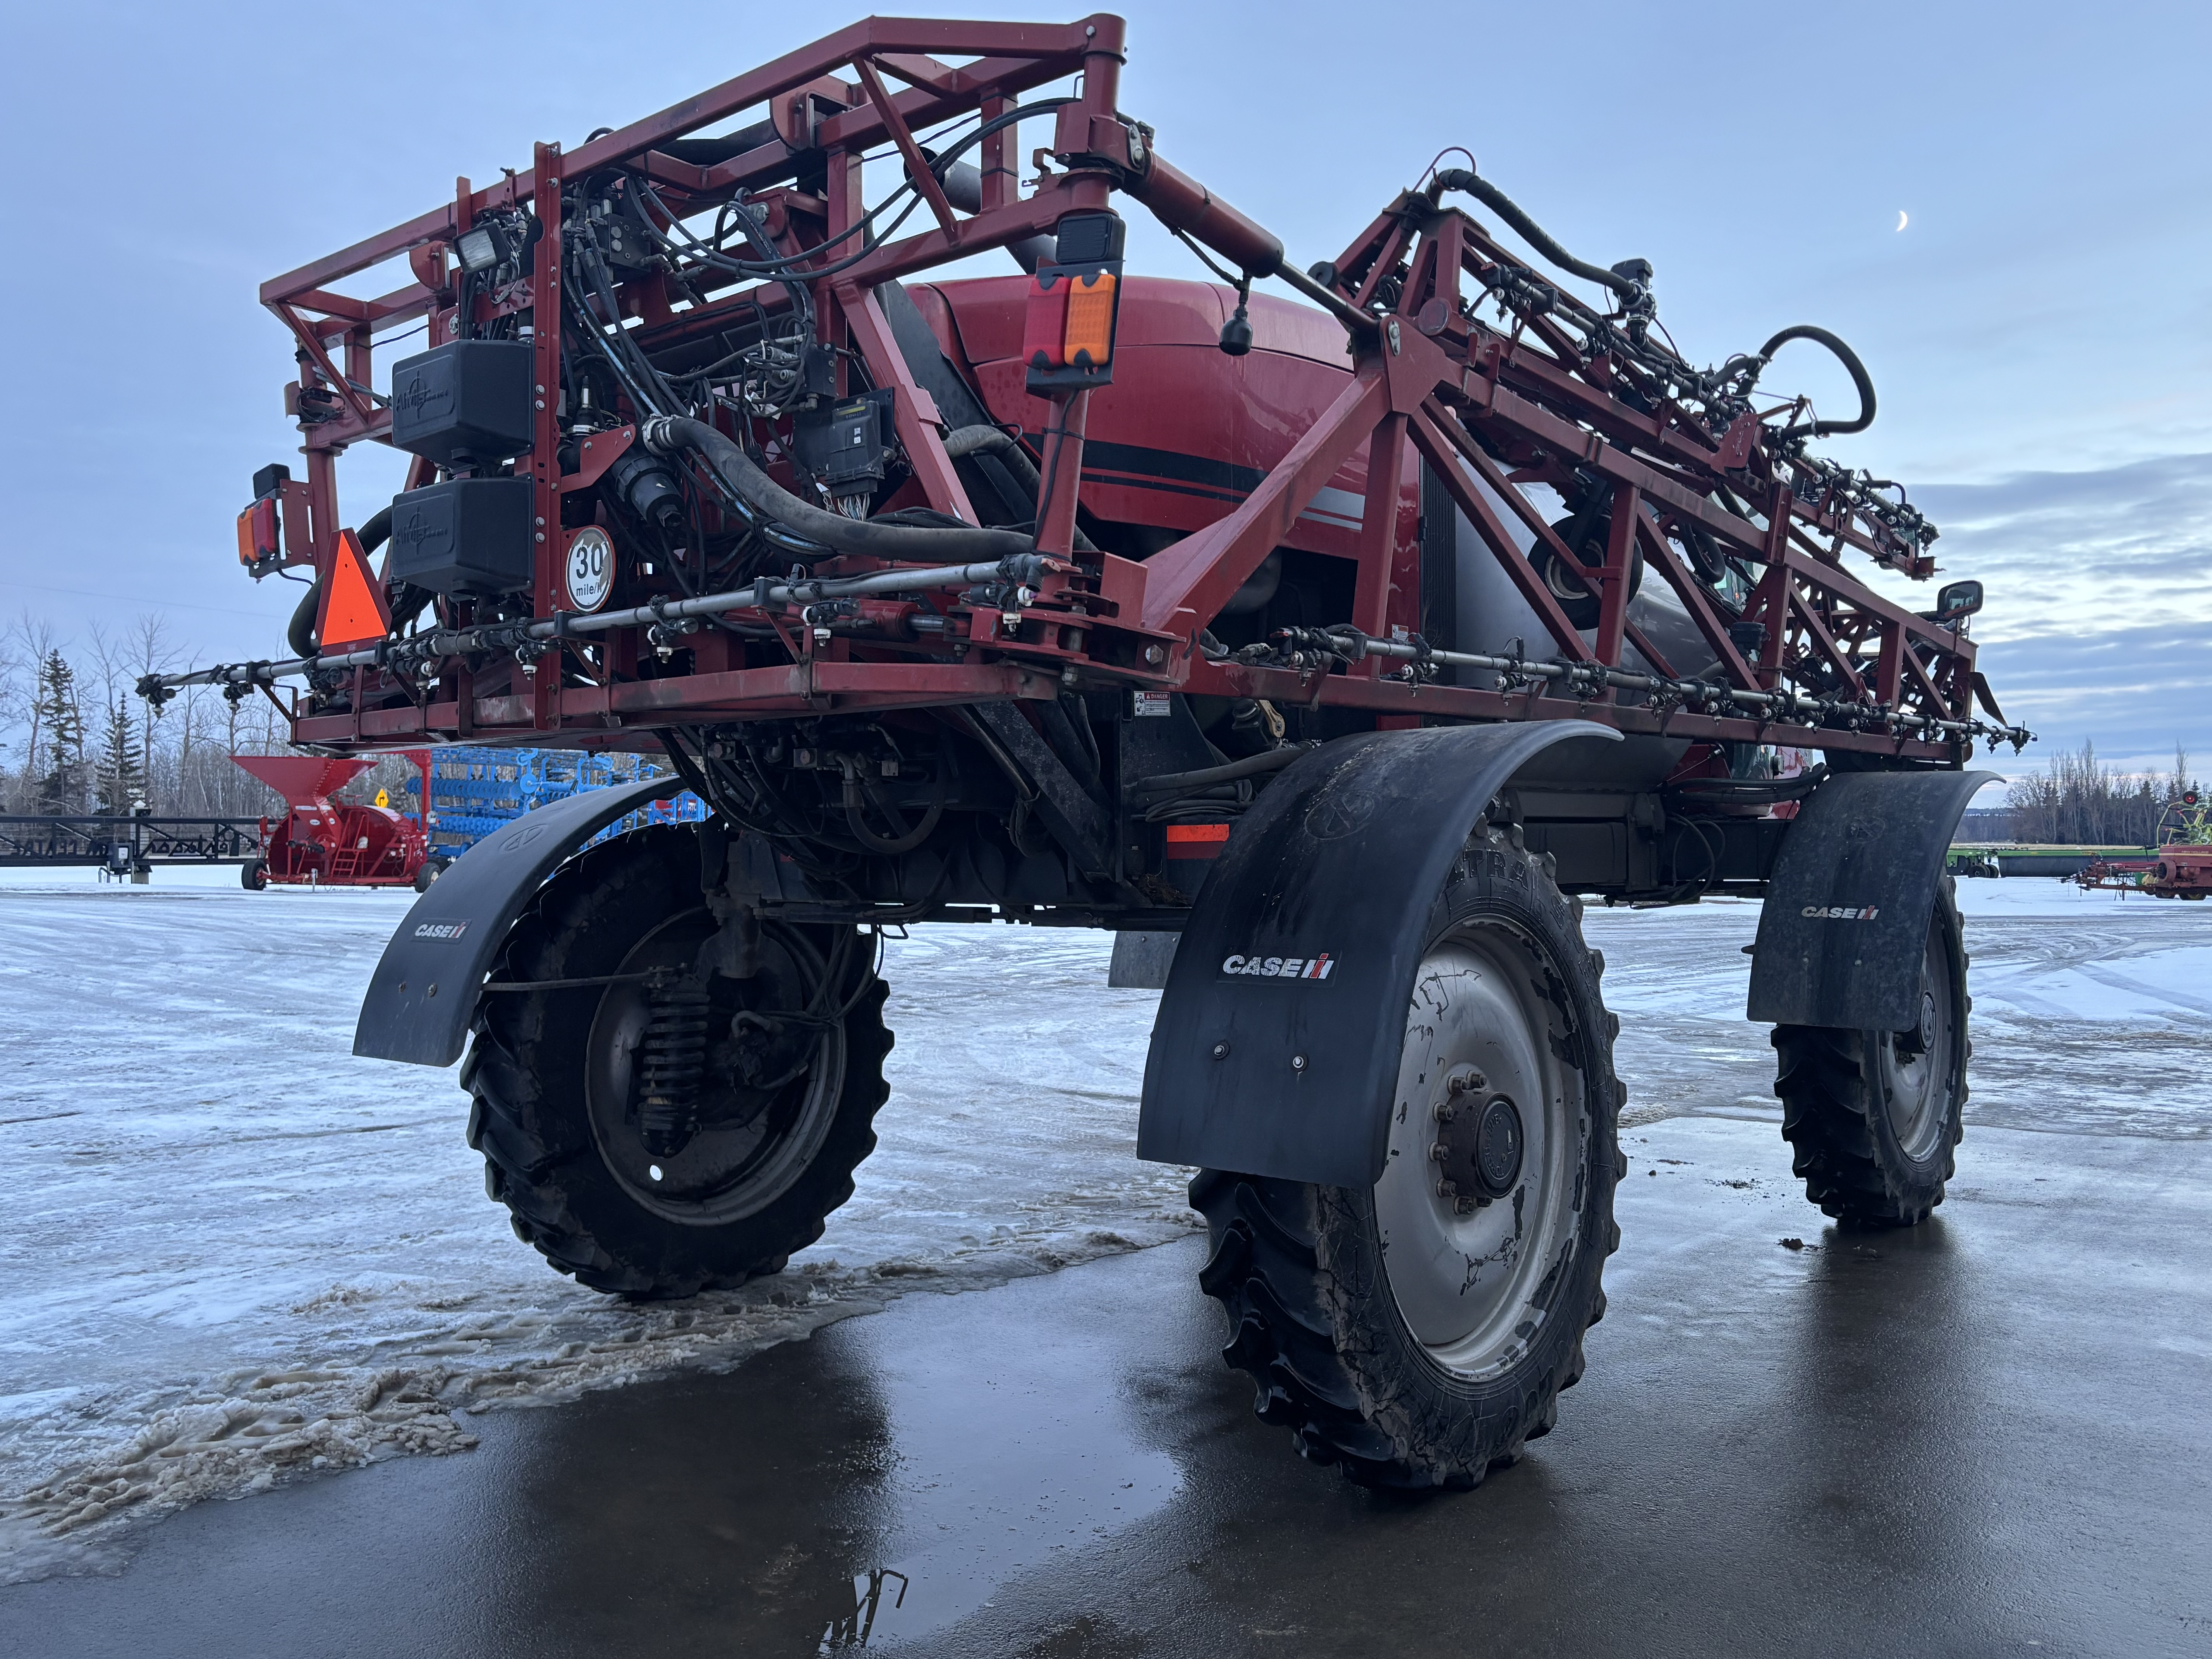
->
xmin=1911 ymin=452 xmax=2212 ymax=643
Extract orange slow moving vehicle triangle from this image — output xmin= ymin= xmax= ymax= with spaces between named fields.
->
xmin=314 ymin=529 xmax=392 ymax=652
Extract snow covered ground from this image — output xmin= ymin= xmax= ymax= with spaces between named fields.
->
xmin=1 ymin=863 xmax=2204 ymax=1580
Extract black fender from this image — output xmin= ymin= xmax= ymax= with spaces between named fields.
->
xmin=353 ymin=776 xmax=678 ymax=1066
xmin=1747 ymin=767 xmax=1998 ymax=1030
xmin=1136 ymin=721 xmax=1619 ymax=1187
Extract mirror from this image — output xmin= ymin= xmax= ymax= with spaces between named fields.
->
xmin=1934 ymin=579 xmax=1984 ymax=622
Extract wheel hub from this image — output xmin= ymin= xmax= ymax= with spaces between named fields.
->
xmin=1431 ymin=1066 xmax=1525 ymax=1211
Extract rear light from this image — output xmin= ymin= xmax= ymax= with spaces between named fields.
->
xmin=1061 ymin=271 xmax=1118 ymax=369
xmin=237 ymin=497 xmax=280 ymax=572
xmin=1024 ymin=213 xmax=1126 ymax=393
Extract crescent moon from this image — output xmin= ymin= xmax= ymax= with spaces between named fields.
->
xmin=1896 ymin=210 xmax=1909 ymax=232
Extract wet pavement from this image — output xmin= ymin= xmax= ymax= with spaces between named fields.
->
xmin=7 ymin=1109 xmax=2207 ymax=1658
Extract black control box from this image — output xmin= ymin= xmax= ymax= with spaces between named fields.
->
xmin=388 ymin=340 xmax=535 ymax=466
xmin=384 ymin=478 xmax=535 ymax=596
xmin=792 ymin=389 xmax=896 ymax=490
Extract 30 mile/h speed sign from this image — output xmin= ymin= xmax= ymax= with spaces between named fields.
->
xmin=562 ymin=526 xmax=615 ymax=612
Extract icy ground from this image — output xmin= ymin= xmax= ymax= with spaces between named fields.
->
xmin=1 ymin=866 xmax=2205 ymax=1580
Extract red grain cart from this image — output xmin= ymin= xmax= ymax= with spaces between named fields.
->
xmin=147 ymin=14 xmax=2033 ymax=1489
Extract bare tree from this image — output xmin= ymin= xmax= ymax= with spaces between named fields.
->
xmin=2004 ymin=741 xmax=2204 ymax=846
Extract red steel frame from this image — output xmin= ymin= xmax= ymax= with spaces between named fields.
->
xmin=243 ymin=12 xmax=2009 ymax=767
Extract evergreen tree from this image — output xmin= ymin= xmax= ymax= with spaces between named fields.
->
xmin=33 ymin=651 xmax=85 ymax=813
xmin=95 ymin=699 xmax=143 ymax=814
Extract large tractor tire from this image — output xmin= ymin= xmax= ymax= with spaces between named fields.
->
xmin=1773 ymin=879 xmax=1969 ymax=1226
xmin=1191 ymin=826 xmax=1624 ymax=1489
xmin=460 ymin=824 xmax=893 ymax=1299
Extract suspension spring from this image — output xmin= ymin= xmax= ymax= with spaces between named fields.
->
xmin=637 ymin=971 xmax=713 ymax=1157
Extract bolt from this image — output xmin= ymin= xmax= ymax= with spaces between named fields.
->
xmin=535 ymin=532 xmax=546 ymax=543
xmin=1211 ymin=1041 xmax=1229 ymax=1060
xmin=1291 ymin=1054 xmax=1307 ymax=1072
xmin=1142 ymin=644 xmax=1166 ymax=666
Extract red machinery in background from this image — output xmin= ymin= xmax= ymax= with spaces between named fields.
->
xmin=231 ymin=752 xmax=437 ymax=890
xmin=2078 ymin=791 xmax=2212 ymax=900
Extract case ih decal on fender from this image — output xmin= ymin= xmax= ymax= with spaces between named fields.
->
xmin=1220 ymin=951 xmax=1338 ymax=980
xmin=412 ymin=921 xmax=471 ymax=941
xmin=1802 ymin=906 xmax=1881 ymax=921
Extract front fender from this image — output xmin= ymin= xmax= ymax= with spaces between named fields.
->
xmin=1136 ymin=721 xmax=1619 ymax=1187
xmin=353 ymin=776 xmax=678 ymax=1066
xmin=1747 ymin=767 xmax=1997 ymax=1030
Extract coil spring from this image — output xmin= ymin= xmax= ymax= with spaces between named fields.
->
xmin=637 ymin=972 xmax=713 ymax=1156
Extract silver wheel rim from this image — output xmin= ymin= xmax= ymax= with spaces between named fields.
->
xmin=584 ymin=914 xmax=847 ymax=1226
xmin=1879 ymin=927 xmax=1954 ymax=1163
xmin=1374 ymin=925 xmax=1585 ymax=1381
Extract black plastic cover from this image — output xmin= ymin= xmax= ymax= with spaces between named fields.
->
xmin=384 ymin=478 xmax=535 ymax=596
xmin=1137 ymin=721 xmax=1618 ymax=1187
xmin=389 ymin=339 xmax=535 ymax=466
xmin=1747 ymin=767 xmax=1997 ymax=1030
xmin=354 ymin=777 xmax=677 ymax=1066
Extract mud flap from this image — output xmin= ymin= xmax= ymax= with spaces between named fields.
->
xmin=1136 ymin=721 xmax=1617 ymax=1187
xmin=353 ymin=776 xmax=678 ymax=1066
xmin=1747 ymin=767 xmax=1998 ymax=1030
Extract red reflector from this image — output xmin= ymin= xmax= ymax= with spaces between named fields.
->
xmin=1021 ymin=273 xmax=1071 ymax=371
xmin=1164 ymin=822 xmax=1232 ymax=858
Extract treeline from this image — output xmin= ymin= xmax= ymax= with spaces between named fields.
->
xmin=2001 ymin=741 xmax=2200 ymax=847
xmin=0 ymin=614 xmax=300 ymax=819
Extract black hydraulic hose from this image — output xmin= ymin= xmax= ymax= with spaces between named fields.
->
xmin=1432 ymin=168 xmax=1643 ymax=301
xmin=642 ymin=416 xmax=1038 ymax=561
xmin=285 ymin=580 xmax=321 ymax=660
xmin=1756 ymin=325 xmax=1877 ymax=437
xmin=842 ymin=763 xmax=946 ymax=855
xmin=941 ymin=426 xmax=1099 ymax=554
xmin=1127 ymin=742 xmax=1318 ymax=797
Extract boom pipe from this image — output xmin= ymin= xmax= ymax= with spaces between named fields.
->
xmin=1288 ymin=627 xmax=2032 ymax=748
xmin=139 ymin=555 xmax=1058 ymax=696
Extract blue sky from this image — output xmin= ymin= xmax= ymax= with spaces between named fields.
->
xmin=3 ymin=1 xmax=2206 ymax=774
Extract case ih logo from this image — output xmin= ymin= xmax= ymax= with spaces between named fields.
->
xmin=1221 ymin=951 xmax=1337 ymax=980
xmin=412 ymin=921 xmax=470 ymax=941
xmin=1803 ymin=906 xmax=1880 ymax=921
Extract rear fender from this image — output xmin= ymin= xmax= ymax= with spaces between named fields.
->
xmin=353 ymin=776 xmax=677 ymax=1066
xmin=1136 ymin=721 xmax=1618 ymax=1187
xmin=1747 ymin=768 xmax=1997 ymax=1030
